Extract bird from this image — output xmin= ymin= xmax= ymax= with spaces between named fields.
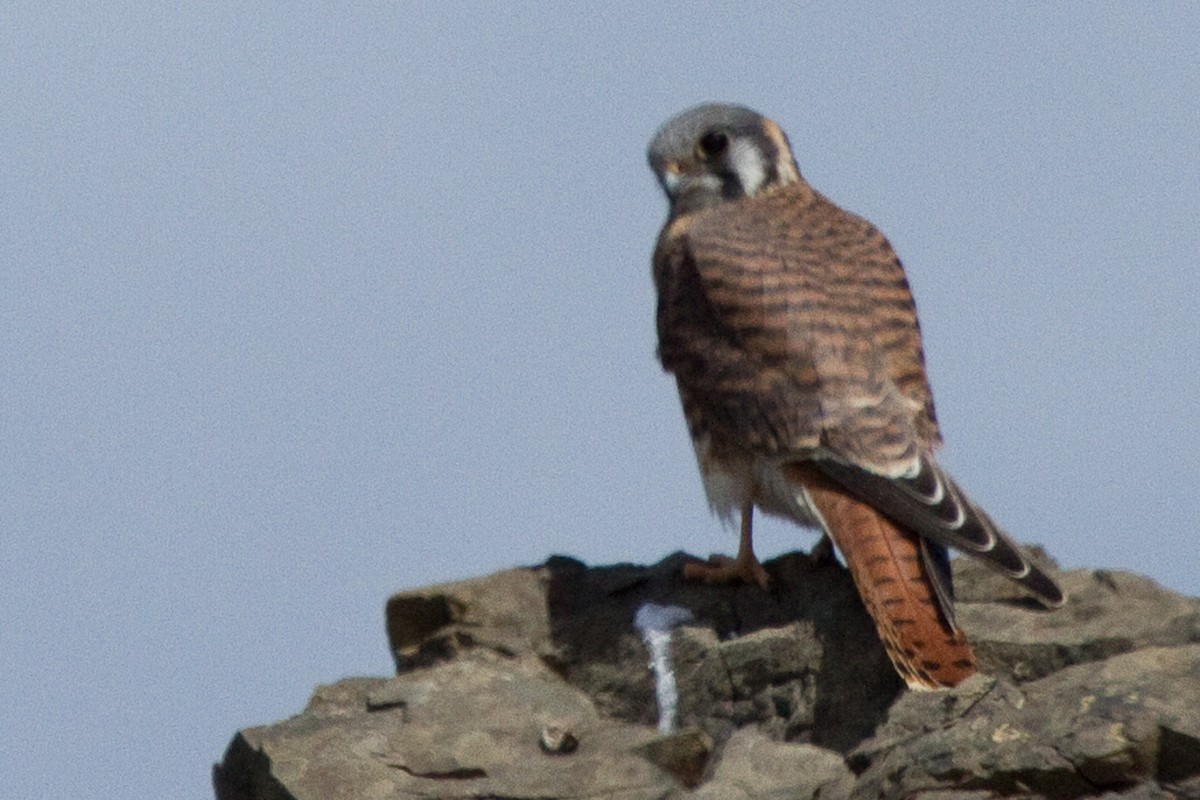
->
xmin=647 ymin=103 xmax=1064 ymax=690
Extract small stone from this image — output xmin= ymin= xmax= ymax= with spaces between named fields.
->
xmin=539 ymin=724 xmax=579 ymax=755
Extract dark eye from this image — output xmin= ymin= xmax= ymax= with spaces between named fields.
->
xmin=697 ymin=129 xmax=729 ymax=159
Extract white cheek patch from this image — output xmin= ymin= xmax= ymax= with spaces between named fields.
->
xmin=729 ymin=138 xmax=769 ymax=196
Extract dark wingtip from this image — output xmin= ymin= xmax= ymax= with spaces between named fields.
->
xmin=1014 ymin=561 xmax=1067 ymax=608
xmin=1033 ymin=578 xmax=1068 ymax=608
xmin=812 ymin=456 xmax=1070 ymax=609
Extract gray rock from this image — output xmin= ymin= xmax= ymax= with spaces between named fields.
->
xmin=849 ymin=645 xmax=1200 ymax=799
xmin=385 ymin=567 xmax=552 ymax=672
xmin=956 ymin=562 xmax=1200 ymax=683
xmin=214 ymin=549 xmax=1200 ymax=799
xmin=686 ymin=727 xmax=854 ymax=800
xmin=215 ymin=653 xmax=679 ymax=800
xmin=540 ymin=551 xmax=905 ymax=752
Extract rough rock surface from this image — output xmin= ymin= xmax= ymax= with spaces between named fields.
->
xmin=214 ymin=549 xmax=1200 ymax=799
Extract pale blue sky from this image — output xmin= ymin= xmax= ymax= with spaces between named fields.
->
xmin=3 ymin=4 xmax=1197 ymax=797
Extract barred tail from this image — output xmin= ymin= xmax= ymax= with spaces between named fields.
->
xmin=788 ymin=464 xmax=977 ymax=689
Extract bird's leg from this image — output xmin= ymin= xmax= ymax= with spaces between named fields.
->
xmin=682 ymin=501 xmax=770 ymax=590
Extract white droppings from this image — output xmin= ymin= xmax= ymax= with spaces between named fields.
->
xmin=634 ymin=602 xmax=694 ymax=734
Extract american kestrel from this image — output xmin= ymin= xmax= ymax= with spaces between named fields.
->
xmin=648 ymin=103 xmax=1064 ymax=690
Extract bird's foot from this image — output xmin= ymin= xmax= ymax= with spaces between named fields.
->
xmin=683 ymin=552 xmax=770 ymax=591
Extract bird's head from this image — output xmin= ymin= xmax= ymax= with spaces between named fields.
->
xmin=648 ymin=103 xmax=801 ymax=216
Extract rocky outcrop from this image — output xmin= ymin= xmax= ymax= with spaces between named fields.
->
xmin=213 ymin=549 xmax=1200 ymax=799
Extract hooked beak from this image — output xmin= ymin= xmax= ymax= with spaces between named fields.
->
xmin=657 ymin=161 xmax=682 ymax=198
xmin=656 ymin=160 xmax=721 ymax=203
xmin=662 ymin=162 xmax=681 ymax=191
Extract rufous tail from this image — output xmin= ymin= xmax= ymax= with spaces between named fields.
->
xmin=788 ymin=464 xmax=977 ymax=689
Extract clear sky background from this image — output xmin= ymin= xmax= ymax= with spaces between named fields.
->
xmin=3 ymin=4 xmax=1197 ymax=797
